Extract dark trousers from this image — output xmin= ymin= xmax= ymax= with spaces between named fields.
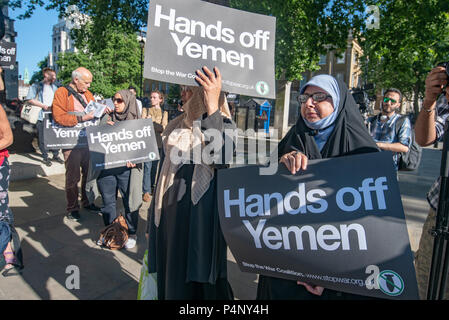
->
xmin=97 ymin=166 xmax=138 ymax=235
xmin=36 ymin=120 xmax=59 ymax=160
xmin=63 ymin=148 xmax=90 ymax=212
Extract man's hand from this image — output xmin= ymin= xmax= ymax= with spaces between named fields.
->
xmin=424 ymin=66 xmax=448 ymax=104
xmin=195 ymin=66 xmax=221 ymax=116
xmin=297 ymin=281 xmax=324 ymax=296
xmin=81 ymin=111 xmax=95 ymax=122
xmin=280 ymin=150 xmax=308 ymax=174
xmin=126 ymin=161 xmax=136 ymax=168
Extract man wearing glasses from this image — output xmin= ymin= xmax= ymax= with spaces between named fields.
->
xmin=367 ymin=88 xmax=412 ymax=171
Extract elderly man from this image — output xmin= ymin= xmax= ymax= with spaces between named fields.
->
xmin=52 ymin=67 xmax=100 ymax=221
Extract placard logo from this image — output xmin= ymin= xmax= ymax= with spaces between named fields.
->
xmin=378 ymin=270 xmax=404 ymax=296
xmin=256 ymin=81 xmax=269 ymax=96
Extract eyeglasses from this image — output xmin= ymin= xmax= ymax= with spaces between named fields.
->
xmin=113 ymin=98 xmax=124 ymax=104
xmin=383 ymin=97 xmax=398 ymax=104
xmin=298 ymin=92 xmax=332 ymax=104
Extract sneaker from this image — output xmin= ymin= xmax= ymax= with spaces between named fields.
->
xmin=52 ymin=156 xmax=64 ymax=164
xmin=142 ymin=192 xmax=151 ymax=202
xmin=67 ymin=211 xmax=80 ymax=221
xmin=43 ymin=158 xmax=52 ymax=167
xmin=125 ymin=236 xmax=137 ymax=249
xmin=83 ymin=204 xmax=101 ymax=212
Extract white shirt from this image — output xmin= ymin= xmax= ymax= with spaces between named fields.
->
xmin=42 ymin=84 xmax=55 ymax=106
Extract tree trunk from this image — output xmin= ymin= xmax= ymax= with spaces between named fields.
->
xmin=413 ymin=84 xmax=420 ymax=116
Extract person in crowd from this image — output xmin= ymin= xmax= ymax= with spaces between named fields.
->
xmin=367 ymin=88 xmax=411 ymax=171
xmin=141 ymin=90 xmax=168 ymax=201
xmin=9 ymin=121 xmax=35 ymax=154
xmin=146 ymin=66 xmax=235 ymax=299
xmin=0 ymin=101 xmax=21 ymax=275
xmin=256 ymin=74 xmax=379 ymax=300
xmin=168 ymin=100 xmax=185 ymax=122
xmin=128 ymin=85 xmax=142 ymax=116
xmin=52 ymin=67 xmax=101 ymax=221
xmin=96 ymin=90 xmax=142 ymax=249
xmin=414 ymin=64 xmax=449 ymax=299
xmin=25 ymin=67 xmax=63 ymax=166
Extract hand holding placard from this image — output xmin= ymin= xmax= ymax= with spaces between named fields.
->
xmin=195 ymin=66 xmax=222 ymax=116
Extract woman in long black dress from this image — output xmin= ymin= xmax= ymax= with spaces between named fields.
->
xmin=257 ymin=74 xmax=379 ymax=300
xmin=147 ymin=66 xmax=235 ymax=299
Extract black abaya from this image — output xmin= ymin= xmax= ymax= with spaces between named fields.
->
xmin=257 ymin=78 xmax=379 ymax=300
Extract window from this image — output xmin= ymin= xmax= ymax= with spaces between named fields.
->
xmin=336 ymin=54 xmax=345 ymax=64
xmin=336 ymin=73 xmax=344 ymax=83
xmin=351 ymin=73 xmax=358 ymax=87
xmin=319 ymin=54 xmax=327 ymax=65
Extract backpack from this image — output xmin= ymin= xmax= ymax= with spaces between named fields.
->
xmin=98 ymin=215 xmax=129 ymax=250
xmin=394 ymin=115 xmax=422 ymax=171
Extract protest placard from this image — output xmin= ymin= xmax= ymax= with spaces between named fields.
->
xmin=217 ymin=151 xmax=419 ymax=299
xmin=0 ymin=40 xmax=16 ymax=70
xmin=43 ymin=113 xmax=100 ymax=150
xmin=86 ymin=118 xmax=160 ymax=170
xmin=144 ymin=0 xmax=276 ymax=99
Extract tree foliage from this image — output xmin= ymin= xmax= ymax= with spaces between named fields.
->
xmin=56 ymin=27 xmax=142 ymax=98
xmin=357 ymin=0 xmax=449 ymax=113
xmin=229 ymin=0 xmax=367 ymax=81
xmin=29 ymin=55 xmax=49 ymax=84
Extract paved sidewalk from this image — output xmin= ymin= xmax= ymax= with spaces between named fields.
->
xmin=0 ymin=145 xmax=441 ymax=300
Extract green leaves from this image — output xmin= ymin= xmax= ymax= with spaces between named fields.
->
xmin=56 ymin=27 xmax=142 ymax=98
xmin=358 ymin=0 xmax=449 ymax=112
xmin=230 ymin=0 xmax=366 ymax=81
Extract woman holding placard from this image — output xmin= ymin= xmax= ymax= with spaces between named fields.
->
xmin=256 ymin=75 xmax=379 ymax=300
xmin=146 ymin=66 xmax=235 ymax=299
xmin=96 ymin=90 xmax=142 ymax=250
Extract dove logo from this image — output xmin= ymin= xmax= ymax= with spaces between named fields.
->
xmin=377 ymin=270 xmax=404 ymax=296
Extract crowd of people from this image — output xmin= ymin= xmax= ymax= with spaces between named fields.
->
xmin=0 ymin=61 xmax=448 ymax=300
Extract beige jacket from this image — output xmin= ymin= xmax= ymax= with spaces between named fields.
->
xmin=142 ymin=106 xmax=168 ymax=148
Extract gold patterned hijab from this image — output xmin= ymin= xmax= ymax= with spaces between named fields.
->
xmin=153 ymin=86 xmax=231 ymax=227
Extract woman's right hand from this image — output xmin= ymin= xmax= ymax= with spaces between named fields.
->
xmin=280 ymin=150 xmax=308 ymax=174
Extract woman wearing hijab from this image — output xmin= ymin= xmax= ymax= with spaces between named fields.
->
xmin=96 ymin=89 xmax=142 ymax=250
xmin=256 ymin=74 xmax=379 ymax=300
xmin=146 ymin=66 xmax=235 ymax=299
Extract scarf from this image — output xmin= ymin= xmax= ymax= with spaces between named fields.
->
xmin=153 ymin=87 xmax=231 ymax=227
xmin=299 ymin=74 xmax=340 ymax=151
xmin=278 ymin=77 xmax=378 ymax=160
xmin=111 ymin=90 xmax=141 ymax=121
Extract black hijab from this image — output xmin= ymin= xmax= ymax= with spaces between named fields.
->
xmin=278 ymin=77 xmax=378 ymax=160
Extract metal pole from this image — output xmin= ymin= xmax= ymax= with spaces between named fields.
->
xmin=427 ymin=123 xmax=449 ymax=299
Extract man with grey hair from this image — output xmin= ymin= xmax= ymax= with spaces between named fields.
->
xmin=52 ymin=67 xmax=100 ymax=221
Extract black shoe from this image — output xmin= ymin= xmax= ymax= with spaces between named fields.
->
xmin=67 ymin=211 xmax=80 ymax=221
xmin=52 ymin=156 xmax=64 ymax=164
xmin=83 ymin=204 xmax=101 ymax=212
xmin=43 ymin=158 xmax=52 ymax=167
